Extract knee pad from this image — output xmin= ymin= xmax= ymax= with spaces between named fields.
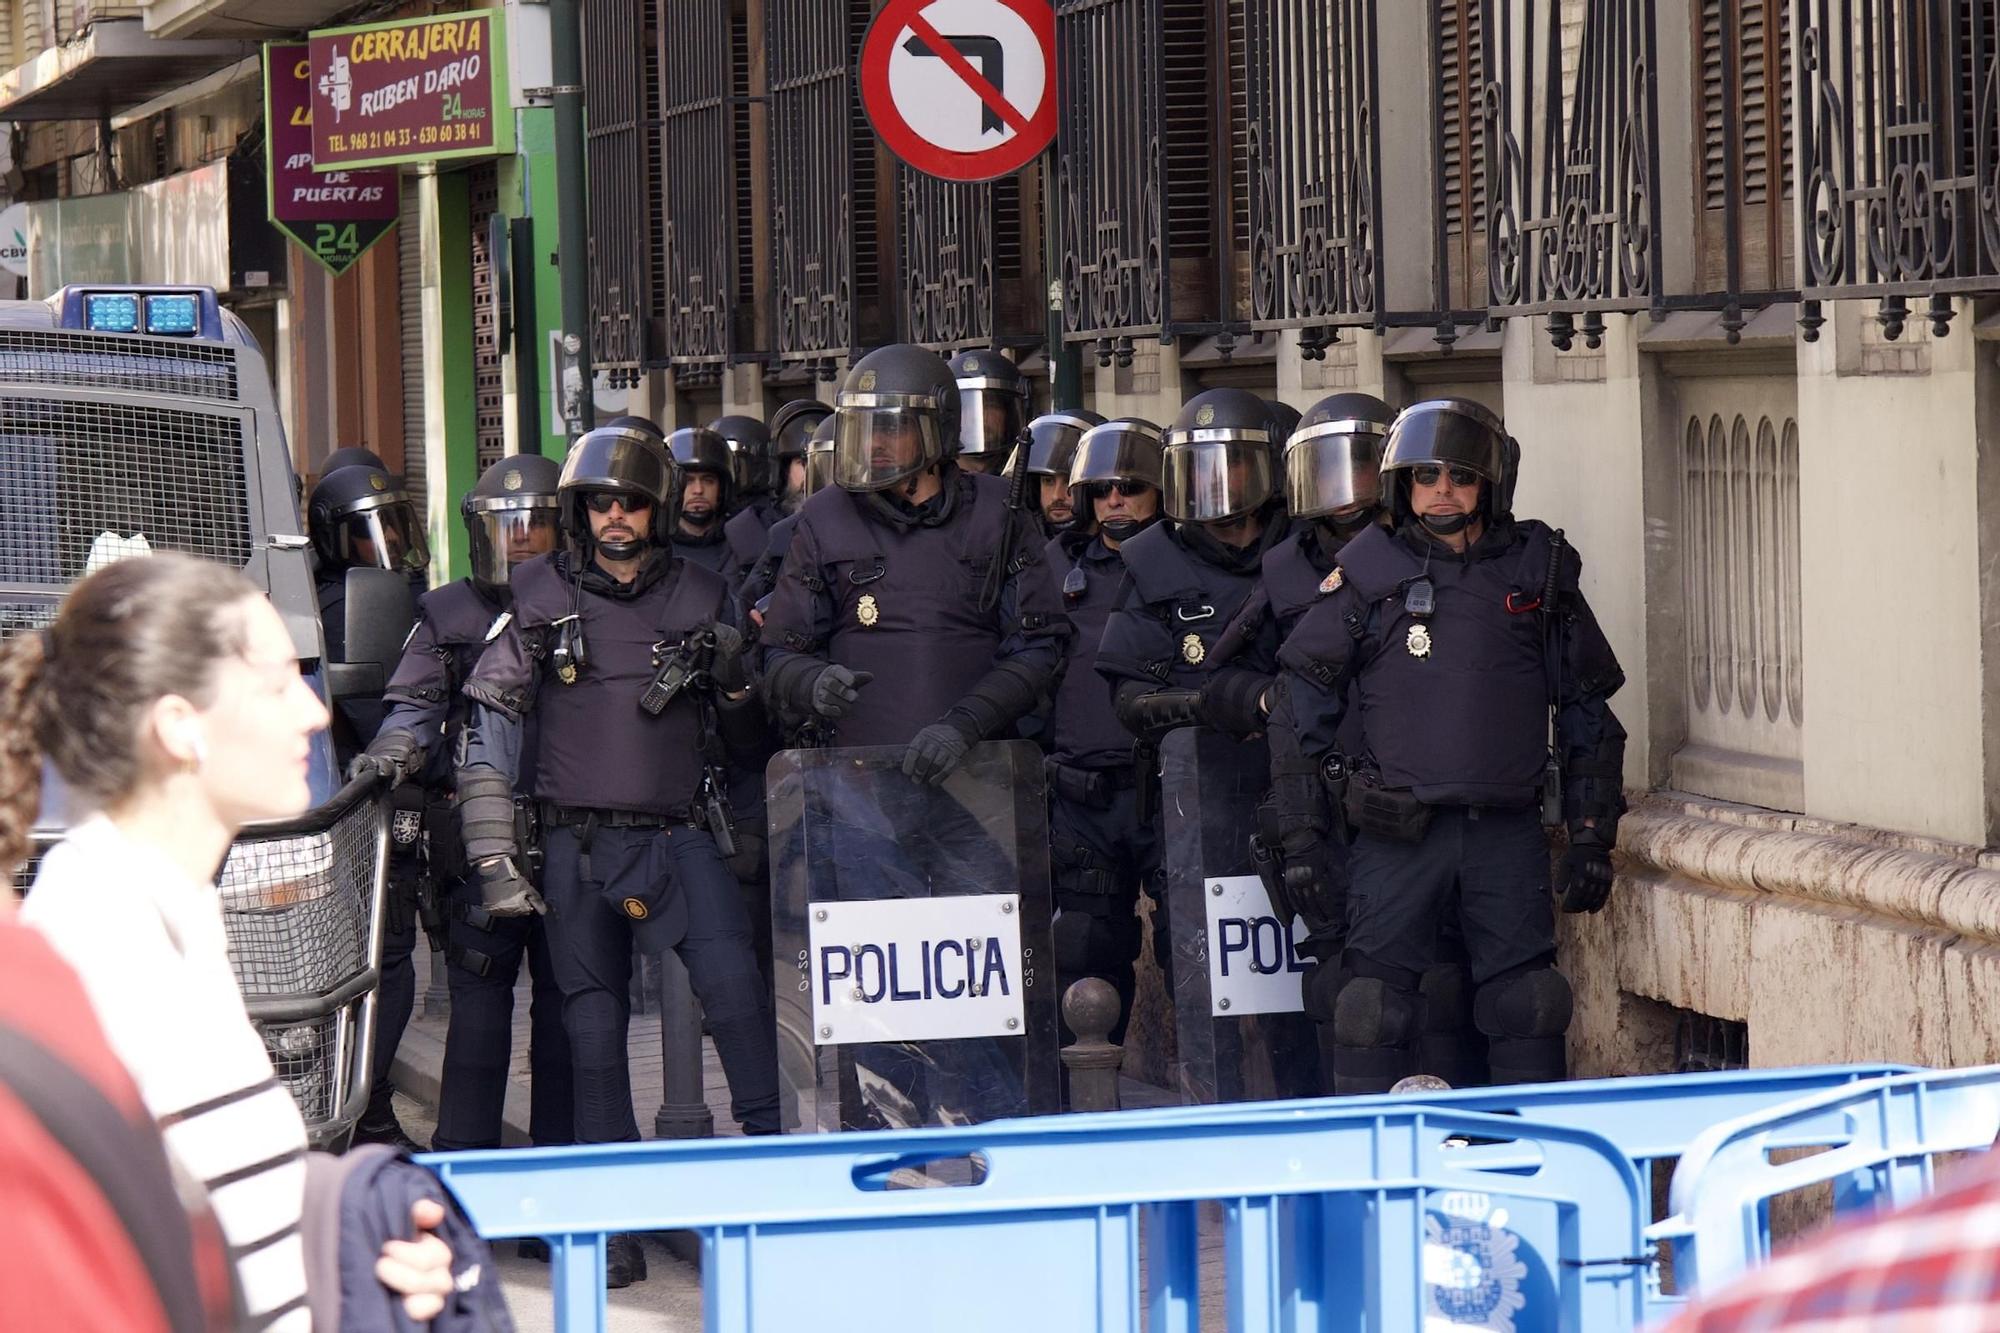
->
xmin=1472 ymin=967 xmax=1574 ymax=1041
xmin=1420 ymin=962 xmax=1473 ymax=1034
xmin=1301 ymin=958 xmax=1346 ymax=1024
xmin=1331 ymin=976 xmax=1419 ymax=1051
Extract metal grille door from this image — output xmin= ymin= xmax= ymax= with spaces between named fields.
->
xmin=469 ymin=161 xmax=506 ymax=473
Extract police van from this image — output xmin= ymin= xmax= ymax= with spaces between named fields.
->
xmin=4 ymin=284 xmax=404 ymax=1150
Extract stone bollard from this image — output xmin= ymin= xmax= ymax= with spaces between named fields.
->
xmin=1060 ymin=977 xmax=1125 ymax=1112
xmin=653 ymin=949 xmax=715 ymax=1138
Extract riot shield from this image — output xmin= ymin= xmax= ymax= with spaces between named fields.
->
xmin=1160 ymin=726 xmax=1325 ymax=1103
xmin=769 ymin=739 xmax=1060 ymax=1132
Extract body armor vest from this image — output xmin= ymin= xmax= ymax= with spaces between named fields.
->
xmin=1047 ymin=532 xmax=1130 ymax=768
xmin=509 ymin=553 xmax=726 ymax=814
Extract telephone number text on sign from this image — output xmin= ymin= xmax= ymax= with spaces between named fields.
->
xmin=324 ymin=121 xmax=486 ymax=155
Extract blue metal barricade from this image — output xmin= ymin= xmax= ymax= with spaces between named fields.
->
xmin=1649 ymin=1064 xmax=2000 ymax=1292
xmin=425 ymin=1100 xmax=1650 ymax=1333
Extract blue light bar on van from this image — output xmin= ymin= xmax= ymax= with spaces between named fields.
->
xmin=83 ymin=293 xmax=140 ymax=333
xmin=143 ymin=294 xmax=199 ymax=336
xmin=57 ymin=286 xmax=224 ymax=340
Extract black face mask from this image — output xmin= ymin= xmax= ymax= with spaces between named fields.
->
xmin=1323 ymin=506 xmax=1378 ymax=542
xmin=1099 ymin=514 xmax=1157 ymax=544
xmin=1419 ymin=511 xmax=1473 ymax=536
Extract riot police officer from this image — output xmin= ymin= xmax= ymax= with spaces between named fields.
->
xmin=1095 ymin=388 xmax=1293 ymax=748
xmin=948 ymin=348 xmax=1031 ymax=476
xmin=308 ymin=460 xmax=430 ymax=753
xmin=1268 ymin=399 xmax=1626 ymax=1094
xmin=740 ymin=414 xmax=837 ymax=621
xmin=456 ymin=425 xmax=779 ymax=1287
xmin=352 ymin=454 xmax=575 ymax=1161
xmin=726 ymin=401 xmax=828 ymax=580
xmin=1017 ymin=409 xmax=1107 ymax=537
xmin=1043 ymin=418 xmax=1165 ymax=1044
xmin=665 ymin=426 xmax=739 ymax=583
xmin=761 ymin=343 xmax=1065 ymax=766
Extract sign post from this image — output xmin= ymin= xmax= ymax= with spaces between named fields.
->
xmin=263 ymin=43 xmax=399 ymax=277
xmin=307 ymin=9 xmax=514 ymax=172
xmin=858 ymin=0 xmax=1057 ymax=184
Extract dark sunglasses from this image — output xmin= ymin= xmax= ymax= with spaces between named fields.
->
xmin=583 ymin=492 xmax=653 ymax=514
xmin=1411 ymin=465 xmax=1481 ymax=489
xmin=1081 ymin=478 xmax=1152 ymax=498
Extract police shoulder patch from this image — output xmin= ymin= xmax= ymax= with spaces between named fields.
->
xmin=484 ymin=611 xmax=513 ymax=643
xmin=1318 ymin=566 xmax=1344 ymax=596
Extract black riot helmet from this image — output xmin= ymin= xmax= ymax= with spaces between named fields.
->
xmin=1071 ymin=417 xmax=1165 ymax=543
xmin=462 ymin=453 xmax=562 ymax=596
xmin=771 ymin=399 xmax=833 ymax=462
xmin=1161 ymin=388 xmax=1279 ymax=523
xmin=557 ymin=424 xmax=679 ymax=558
xmin=707 ymin=414 xmax=774 ymax=498
xmin=1286 ymin=391 xmax=1393 ymax=522
xmin=309 ymin=463 xmax=430 ymax=578
xmin=322 ymin=445 xmax=386 ymax=476
xmin=602 ymin=414 xmax=666 ymax=439
xmin=948 ymin=347 xmax=1029 ymax=466
xmin=668 ymin=426 xmax=735 ymax=495
xmin=833 ymin=343 xmax=959 ymax=492
xmin=1266 ymin=400 xmax=1303 ymax=452
xmin=1380 ymin=398 xmax=1513 ymax=528
xmin=1015 ymin=410 xmax=1108 ymax=480
xmin=802 ymin=413 xmax=839 ymax=498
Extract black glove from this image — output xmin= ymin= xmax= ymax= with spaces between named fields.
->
xmin=709 ymin=622 xmax=749 ymax=694
xmin=1559 ymin=827 xmax=1616 ymax=914
xmin=1115 ymin=687 xmax=1202 ymax=739
xmin=473 ymin=855 xmax=545 ymax=917
xmin=809 ymin=664 xmax=873 ymax=719
xmin=903 ymin=719 xmax=974 ymax=785
xmin=348 ymin=729 xmax=421 ymax=786
xmin=1199 ymin=670 xmax=1270 ymax=737
xmin=1268 ymin=760 xmax=1341 ymax=925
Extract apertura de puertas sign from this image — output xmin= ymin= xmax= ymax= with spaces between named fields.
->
xmin=263 ymin=43 xmax=399 ymax=276
xmin=308 ymin=9 xmax=514 ymax=172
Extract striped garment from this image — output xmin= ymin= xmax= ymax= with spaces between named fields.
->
xmin=23 ymin=814 xmax=311 ymax=1333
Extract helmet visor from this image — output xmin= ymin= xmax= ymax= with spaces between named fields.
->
xmin=1024 ymin=419 xmax=1088 ymax=477
xmin=1285 ymin=425 xmax=1385 ymax=519
xmin=1162 ymin=439 xmax=1274 ymax=522
xmin=721 ymin=441 xmax=767 ymax=497
xmin=333 ymin=500 xmax=429 ymax=575
xmin=468 ymin=504 xmax=560 ymax=587
xmin=1070 ymin=423 xmax=1164 ymax=490
xmin=834 ymin=407 xmax=943 ymax=491
xmin=956 ymin=388 xmax=1026 ymax=458
xmin=560 ymin=429 xmax=675 ymax=506
xmin=804 ymin=447 xmax=839 ymax=497
xmin=1381 ymin=401 xmax=1506 ymax=482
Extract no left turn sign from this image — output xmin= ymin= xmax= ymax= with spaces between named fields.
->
xmin=859 ymin=0 xmax=1057 ymax=183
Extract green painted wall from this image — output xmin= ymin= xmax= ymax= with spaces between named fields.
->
xmin=433 ymin=169 xmax=479 ymax=583
xmin=503 ymin=107 xmax=567 ymax=461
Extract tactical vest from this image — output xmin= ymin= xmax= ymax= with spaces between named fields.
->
xmin=1336 ymin=523 xmax=1559 ymax=806
xmin=725 ymin=499 xmax=781 ymax=573
xmin=672 ymin=528 xmax=736 ymax=580
xmin=1262 ymin=530 xmax=1332 ymax=641
xmin=791 ymin=474 xmax=1015 ymax=747
xmin=1107 ymin=521 xmax=1262 ymax=689
xmin=509 ymin=554 xmax=724 ymax=815
xmin=385 ymin=579 xmax=514 ymax=788
xmin=1046 ymin=532 xmax=1130 ymax=768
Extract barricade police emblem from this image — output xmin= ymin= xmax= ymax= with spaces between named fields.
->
xmin=1407 ymin=624 xmax=1432 ymax=658
xmin=1181 ymin=632 xmax=1205 ymax=665
xmin=392 ymin=809 xmax=422 ymax=846
xmin=1423 ymin=1194 xmax=1528 ymax=1331
xmin=857 ymin=593 xmax=881 ymax=627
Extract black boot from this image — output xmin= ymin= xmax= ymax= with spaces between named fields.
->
xmin=605 ymin=1233 xmax=648 ymax=1289
xmin=350 ymin=1090 xmax=426 ymax=1153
